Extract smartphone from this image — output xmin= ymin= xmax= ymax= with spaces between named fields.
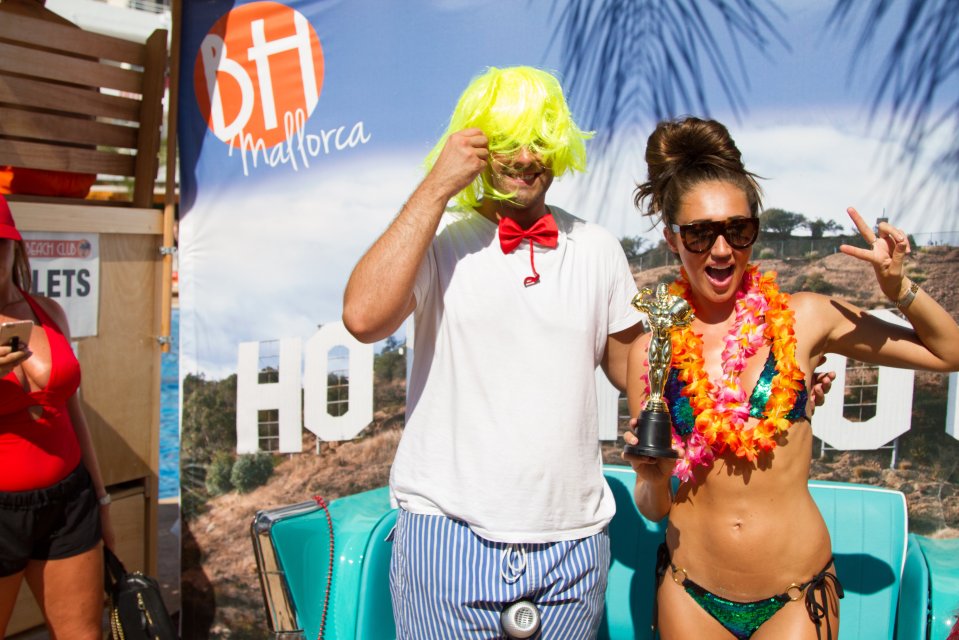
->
xmin=0 ymin=320 xmax=34 ymax=351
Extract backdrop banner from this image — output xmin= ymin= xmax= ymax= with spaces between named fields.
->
xmin=176 ymin=1 xmax=958 ymax=635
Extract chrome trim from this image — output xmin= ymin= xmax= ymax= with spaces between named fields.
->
xmin=253 ymin=501 xmax=321 ymax=535
xmin=250 ymin=502 xmax=320 ymax=635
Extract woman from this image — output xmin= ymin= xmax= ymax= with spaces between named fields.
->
xmin=623 ymin=117 xmax=959 ymax=639
xmin=0 ymin=194 xmax=114 ymax=638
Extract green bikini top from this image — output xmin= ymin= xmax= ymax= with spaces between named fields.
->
xmin=664 ymin=350 xmax=810 ymax=438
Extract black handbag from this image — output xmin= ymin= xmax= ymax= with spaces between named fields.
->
xmin=104 ymin=546 xmax=179 ymax=640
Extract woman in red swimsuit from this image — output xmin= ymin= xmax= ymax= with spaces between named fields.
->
xmin=0 ymin=194 xmax=114 ymax=638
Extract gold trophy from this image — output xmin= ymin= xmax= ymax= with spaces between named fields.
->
xmin=624 ymin=283 xmax=694 ymax=458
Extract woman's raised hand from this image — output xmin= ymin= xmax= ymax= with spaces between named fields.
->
xmin=839 ymin=207 xmax=912 ymax=303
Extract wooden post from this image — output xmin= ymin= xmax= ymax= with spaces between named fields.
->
xmin=160 ymin=0 xmax=182 ymax=354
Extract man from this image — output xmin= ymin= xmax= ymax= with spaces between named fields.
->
xmin=343 ymin=66 xmax=643 ymax=638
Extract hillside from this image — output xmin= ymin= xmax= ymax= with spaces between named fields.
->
xmin=182 ymin=245 xmax=959 ymax=638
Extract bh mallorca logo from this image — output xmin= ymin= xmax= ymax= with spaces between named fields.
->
xmin=194 ymin=2 xmax=370 ymax=175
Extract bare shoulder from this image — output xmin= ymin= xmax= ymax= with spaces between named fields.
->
xmin=33 ymin=296 xmax=72 ymax=338
xmin=790 ymin=289 xmax=863 ymax=322
xmin=788 ymin=290 xmax=857 ymax=359
xmin=789 ymin=290 xmax=834 ymax=317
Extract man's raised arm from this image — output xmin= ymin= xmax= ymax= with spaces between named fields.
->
xmin=342 ymin=129 xmax=488 ymax=343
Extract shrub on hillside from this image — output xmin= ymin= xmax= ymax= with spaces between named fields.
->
xmin=231 ymin=453 xmax=275 ymax=493
xmin=205 ymin=451 xmax=235 ymax=496
xmin=796 ymin=273 xmax=835 ymax=294
xmin=182 ymin=373 xmax=238 ymax=466
xmin=907 ymin=267 xmax=928 ymax=284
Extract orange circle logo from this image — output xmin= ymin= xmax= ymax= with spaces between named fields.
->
xmin=193 ymin=2 xmax=325 ymax=149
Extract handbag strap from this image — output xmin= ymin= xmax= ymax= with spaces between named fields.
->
xmin=103 ymin=546 xmax=129 ymax=592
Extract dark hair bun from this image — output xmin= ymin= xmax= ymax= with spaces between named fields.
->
xmin=635 ymin=117 xmax=761 ymax=225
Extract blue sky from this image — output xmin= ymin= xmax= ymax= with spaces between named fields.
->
xmin=178 ymin=0 xmax=957 ymax=377
xmin=308 ymin=0 xmax=951 ymax=236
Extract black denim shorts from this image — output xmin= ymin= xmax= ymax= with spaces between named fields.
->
xmin=0 ymin=464 xmax=102 ymax=577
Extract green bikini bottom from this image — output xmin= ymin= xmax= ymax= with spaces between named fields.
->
xmin=655 ymin=543 xmax=844 ymax=640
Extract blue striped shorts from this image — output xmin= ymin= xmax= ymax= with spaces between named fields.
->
xmin=389 ymin=509 xmax=610 ymax=639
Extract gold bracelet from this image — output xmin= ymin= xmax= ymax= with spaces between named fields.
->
xmin=896 ymin=280 xmax=920 ymax=310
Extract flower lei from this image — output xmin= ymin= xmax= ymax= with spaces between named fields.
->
xmin=646 ymin=264 xmax=806 ymax=482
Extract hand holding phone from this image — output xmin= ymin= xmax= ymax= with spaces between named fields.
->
xmin=0 ymin=320 xmax=34 ymax=352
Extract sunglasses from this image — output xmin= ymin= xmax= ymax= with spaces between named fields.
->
xmin=670 ymin=217 xmax=760 ymax=254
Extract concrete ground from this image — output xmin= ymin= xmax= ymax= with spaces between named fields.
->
xmin=10 ymin=499 xmax=181 ymax=639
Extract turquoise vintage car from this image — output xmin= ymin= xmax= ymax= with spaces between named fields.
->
xmin=251 ymin=465 xmax=959 ymax=639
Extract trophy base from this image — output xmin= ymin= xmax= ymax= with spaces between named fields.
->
xmin=623 ymin=409 xmax=678 ymax=459
xmin=623 ymin=443 xmax=678 ymax=458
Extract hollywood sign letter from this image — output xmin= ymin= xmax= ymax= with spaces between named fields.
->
xmin=812 ymin=309 xmax=918 ymax=450
xmin=236 ymin=321 xmax=373 ymax=453
xmin=946 ymin=372 xmax=959 ymax=442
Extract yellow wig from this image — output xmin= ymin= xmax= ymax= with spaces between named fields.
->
xmin=425 ymin=66 xmax=592 ymax=210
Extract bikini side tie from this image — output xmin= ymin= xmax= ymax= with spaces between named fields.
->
xmin=803 ymin=569 xmax=844 ymax=640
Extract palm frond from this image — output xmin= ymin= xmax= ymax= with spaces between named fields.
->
xmin=829 ymin=0 xmax=959 ymax=211
xmin=545 ymin=0 xmax=788 ymax=222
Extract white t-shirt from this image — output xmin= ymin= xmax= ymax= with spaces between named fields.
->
xmin=390 ymin=206 xmax=642 ymax=543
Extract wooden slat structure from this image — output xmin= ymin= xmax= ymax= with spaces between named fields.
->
xmin=0 ymin=6 xmax=171 ymax=635
xmin=0 ymin=13 xmax=166 ymax=207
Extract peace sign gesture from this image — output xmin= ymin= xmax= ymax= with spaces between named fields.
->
xmin=839 ymin=207 xmax=912 ymax=303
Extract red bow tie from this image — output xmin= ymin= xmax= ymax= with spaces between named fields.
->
xmin=498 ymin=213 xmax=558 ymax=286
